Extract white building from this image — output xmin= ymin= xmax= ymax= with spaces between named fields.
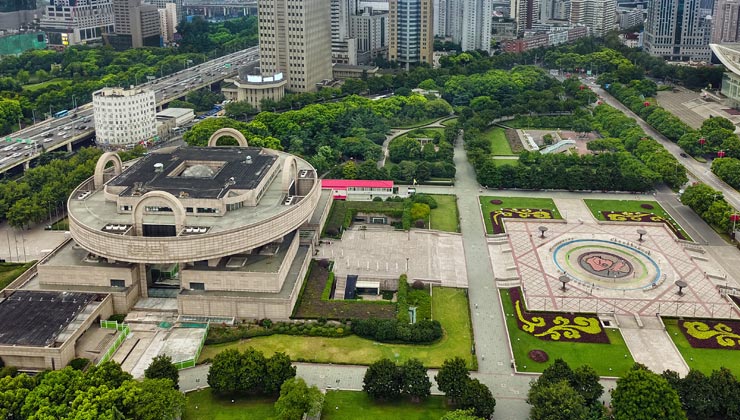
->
xmin=93 ymin=87 xmax=157 ymax=146
xmin=617 ymin=7 xmax=645 ymax=30
xmin=460 ymin=0 xmax=493 ymax=52
xmin=40 ymin=0 xmax=115 ymax=48
xmin=350 ymin=7 xmax=389 ymax=63
xmin=332 ymin=0 xmax=359 ymax=65
xmin=158 ymin=3 xmax=177 ymax=43
xmin=570 ymin=0 xmax=617 ymax=37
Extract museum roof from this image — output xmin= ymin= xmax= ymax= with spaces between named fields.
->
xmin=710 ymin=44 xmax=740 ymax=76
xmin=0 ymin=290 xmax=98 ymax=347
xmin=108 ymin=146 xmax=277 ymax=199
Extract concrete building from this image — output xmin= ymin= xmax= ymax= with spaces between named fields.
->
xmin=258 ymin=0 xmax=333 ymax=92
xmin=713 ymin=0 xmax=740 ymax=43
xmin=92 ymin=87 xmax=157 ymax=146
xmin=350 ymin=7 xmax=389 ymax=63
xmin=388 ymin=0 xmax=434 ymax=67
xmin=108 ymin=0 xmax=161 ymax=49
xmin=332 ymin=63 xmax=380 ymax=79
xmin=570 ymin=0 xmax=617 ymax=37
xmin=551 ymin=0 xmax=570 ymax=20
xmin=711 ymin=43 xmax=740 ymax=108
xmin=645 ymin=0 xmax=712 ymax=61
xmin=221 ymin=73 xmax=287 ymax=111
xmin=40 ymin=0 xmax=115 ymax=48
xmin=617 ymin=7 xmax=645 ymax=29
xmin=52 ymin=141 xmax=326 ymax=319
xmin=433 ymin=0 xmax=447 ymax=36
xmin=511 ymin=0 xmax=539 ymax=34
xmin=145 ymin=0 xmax=183 ymax=24
xmin=332 ymin=0 xmax=359 ymax=65
xmin=0 ymin=0 xmax=42 ymax=31
xmin=157 ymin=3 xmax=178 ymax=43
xmin=459 ymin=0 xmax=493 ymax=52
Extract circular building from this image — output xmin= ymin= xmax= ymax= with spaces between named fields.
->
xmin=39 ymin=142 xmax=328 ymax=320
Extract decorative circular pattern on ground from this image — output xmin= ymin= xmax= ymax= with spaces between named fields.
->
xmin=552 ymin=239 xmax=662 ymax=290
xmin=528 ymin=349 xmax=549 ymax=362
xmin=490 ymin=199 xmax=503 ymax=205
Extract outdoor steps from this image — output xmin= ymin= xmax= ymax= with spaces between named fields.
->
xmin=333 ymin=275 xmax=346 ymax=300
xmin=496 ymin=279 xmax=521 ymax=289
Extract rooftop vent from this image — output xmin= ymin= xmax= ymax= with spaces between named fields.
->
xmin=245 ymin=156 xmax=253 ymax=164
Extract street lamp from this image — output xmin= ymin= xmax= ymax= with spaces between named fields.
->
xmin=718 ymin=150 xmax=726 ymax=158
xmin=731 ymin=213 xmax=740 ymax=239
xmin=699 ymin=137 xmax=706 ymax=154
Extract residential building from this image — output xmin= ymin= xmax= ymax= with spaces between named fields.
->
xmin=712 ymin=0 xmax=740 ymax=43
xmin=388 ymin=0 xmax=434 ymax=67
xmin=433 ymin=0 xmax=447 ymax=36
xmin=570 ymin=0 xmax=617 ymax=37
xmin=551 ymin=0 xmax=569 ymax=20
xmin=221 ymin=73 xmax=287 ymax=111
xmin=350 ymin=7 xmax=389 ymax=63
xmin=511 ymin=0 xmax=539 ymax=34
xmin=92 ymin=87 xmax=157 ymax=146
xmin=459 ymin=0 xmax=493 ymax=52
xmin=644 ymin=0 xmax=712 ymax=61
xmin=108 ymin=0 xmax=161 ymax=49
xmin=446 ymin=0 xmax=462 ymax=40
xmin=144 ymin=0 xmax=183 ymax=24
xmin=40 ymin=0 xmax=115 ymax=48
xmin=0 ymin=0 xmax=42 ymax=30
xmin=258 ymin=0 xmax=332 ymax=92
xmin=500 ymin=24 xmax=587 ymax=52
xmin=491 ymin=18 xmax=518 ymax=39
xmin=617 ymin=7 xmax=645 ymax=29
xmin=331 ymin=0 xmax=359 ymax=64
xmin=157 ymin=2 xmax=178 ymax=43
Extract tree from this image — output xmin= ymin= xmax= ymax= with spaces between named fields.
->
xmin=611 ymin=365 xmax=687 ymax=420
xmin=208 ymin=348 xmax=243 ymax=395
xmin=363 ymin=358 xmax=402 ymax=400
xmin=400 ymin=358 xmax=431 ymax=402
xmin=528 ymin=380 xmax=588 ymax=420
xmin=440 ymin=409 xmax=482 ymax=420
xmin=0 ymin=373 xmax=35 ymax=420
xmin=116 ymin=378 xmax=186 ymax=420
xmin=571 ymin=365 xmax=603 ymax=406
xmin=239 ymin=347 xmax=268 ymax=394
xmin=264 ymin=352 xmax=297 ymax=395
xmin=144 ymin=354 xmax=180 ymax=390
xmin=274 ymin=377 xmax=324 ymax=420
xmin=709 ymin=367 xmax=740 ymax=419
xmin=458 ymin=378 xmax=496 ymax=419
xmin=435 ymin=357 xmax=470 ymax=403
xmin=225 ymin=100 xmax=257 ymax=120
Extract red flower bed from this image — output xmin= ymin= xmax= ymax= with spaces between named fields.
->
xmin=640 ymin=203 xmax=655 ymax=210
xmin=528 ymin=349 xmax=549 ymax=363
xmin=678 ymin=318 xmax=740 ymax=350
xmin=599 ymin=211 xmax=687 ymax=240
xmin=508 ymin=288 xmax=610 ymax=344
xmin=490 ymin=199 xmax=503 ymax=205
xmin=490 ymin=208 xmax=554 ymax=234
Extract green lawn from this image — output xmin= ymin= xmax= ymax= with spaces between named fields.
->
xmin=483 ymin=127 xmax=514 ymax=156
xmin=480 ymin=195 xmax=562 ymax=235
xmin=22 ymin=79 xmax=71 ymax=92
xmin=664 ymin=318 xmax=740 ymax=377
xmin=440 ymin=117 xmax=458 ymax=126
xmin=0 ymin=261 xmax=35 ymax=290
xmin=583 ymin=199 xmax=691 ymax=240
xmin=428 ymin=194 xmax=459 ymax=233
xmin=500 ymin=289 xmax=635 ymax=376
xmin=323 ymin=391 xmax=450 ymax=420
xmin=183 ymin=389 xmax=277 ymax=420
xmin=394 ymin=117 xmax=445 ymax=129
xmin=492 ymin=158 xmax=519 ymax=167
xmin=200 ymin=287 xmax=475 ymax=369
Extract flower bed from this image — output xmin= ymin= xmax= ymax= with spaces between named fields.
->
xmin=679 ymin=318 xmax=740 ymax=350
xmin=508 ymin=288 xmax=609 ymax=343
xmin=528 ymin=349 xmax=549 ymax=363
xmin=490 ymin=208 xmax=554 ymax=234
xmin=600 ymin=211 xmax=687 ymax=240
xmin=490 ymin=199 xmax=503 ymax=205
xmin=640 ymin=203 xmax=654 ymax=210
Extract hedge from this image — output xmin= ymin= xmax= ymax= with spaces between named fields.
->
xmin=206 ymin=320 xmax=351 ymax=345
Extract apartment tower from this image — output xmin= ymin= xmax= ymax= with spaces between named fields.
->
xmin=388 ymin=0 xmax=434 ymax=67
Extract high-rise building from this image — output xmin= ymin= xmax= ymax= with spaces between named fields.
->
xmin=109 ymin=0 xmax=161 ymax=49
xmin=144 ymin=0 xmax=183 ymax=24
xmin=158 ymin=3 xmax=178 ymax=43
xmin=93 ymin=87 xmax=157 ymax=146
xmin=644 ymin=0 xmax=712 ymax=61
xmin=350 ymin=7 xmax=389 ymax=63
xmin=570 ymin=0 xmax=617 ymax=37
xmin=712 ymin=0 xmax=740 ymax=43
xmin=617 ymin=7 xmax=646 ymax=29
xmin=511 ymin=0 xmax=539 ymax=34
xmin=258 ymin=0 xmax=332 ymax=92
xmin=0 ymin=0 xmax=40 ymax=30
xmin=551 ymin=0 xmax=570 ymax=20
xmin=388 ymin=0 xmax=434 ymax=67
xmin=460 ymin=0 xmax=493 ymax=52
xmin=41 ymin=0 xmax=115 ymax=48
xmin=433 ymin=0 xmax=447 ymax=36
xmin=331 ymin=0 xmax=359 ymax=64
xmin=446 ymin=0 xmax=462 ymax=40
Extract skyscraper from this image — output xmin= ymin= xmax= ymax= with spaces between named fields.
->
xmin=388 ymin=0 xmax=433 ymax=67
xmin=510 ymin=0 xmax=539 ymax=35
xmin=644 ymin=0 xmax=712 ymax=61
xmin=41 ymin=0 xmax=115 ymax=47
xmin=433 ymin=0 xmax=447 ymax=36
xmin=109 ymin=0 xmax=161 ymax=49
xmin=331 ymin=0 xmax=359 ymax=64
xmin=0 ymin=0 xmax=40 ymax=30
xmin=258 ymin=0 xmax=333 ymax=92
xmin=570 ymin=0 xmax=617 ymax=37
xmin=460 ymin=0 xmax=493 ymax=52
xmin=712 ymin=0 xmax=740 ymax=43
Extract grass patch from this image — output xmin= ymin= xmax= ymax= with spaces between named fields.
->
xmin=500 ymin=289 xmax=634 ymax=376
xmin=323 ymin=391 xmax=450 ymax=420
xmin=0 ymin=261 xmax=35 ymax=290
xmin=201 ymin=287 xmax=474 ymax=369
xmin=408 ymin=286 xmax=432 ymax=320
xmin=492 ymin=158 xmax=519 ymax=167
xmin=483 ymin=127 xmax=514 ymax=156
xmin=183 ymin=389 xmax=276 ymax=420
xmin=440 ymin=117 xmax=458 ymax=126
xmin=428 ymin=194 xmax=459 ymax=233
xmin=583 ymin=199 xmax=690 ymax=240
xmin=22 ymin=79 xmax=71 ymax=92
xmin=394 ymin=117 xmax=445 ymax=129
xmin=664 ymin=318 xmax=740 ymax=377
xmin=51 ymin=217 xmax=69 ymax=230
xmin=480 ymin=195 xmax=561 ymax=235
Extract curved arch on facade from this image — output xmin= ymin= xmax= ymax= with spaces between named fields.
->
xmin=131 ymin=191 xmax=187 ymax=236
xmin=207 ymin=128 xmax=249 ymax=147
xmin=93 ymin=152 xmax=123 ymax=189
xmin=281 ymin=156 xmax=298 ymax=193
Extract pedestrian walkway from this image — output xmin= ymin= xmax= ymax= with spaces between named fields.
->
xmin=617 ymin=315 xmax=689 ymax=376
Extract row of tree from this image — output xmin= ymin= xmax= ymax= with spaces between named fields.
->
xmin=680 ymin=183 xmax=737 ymax=233
xmin=207 ymin=348 xmax=296 ymax=396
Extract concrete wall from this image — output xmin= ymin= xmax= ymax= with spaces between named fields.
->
xmin=38 ymin=263 xmax=139 ymax=289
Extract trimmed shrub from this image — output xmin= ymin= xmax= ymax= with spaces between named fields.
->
xmin=412 ymin=280 xmax=425 ymax=290
xmin=69 ymin=358 xmax=91 ymax=371
xmin=108 ymin=314 xmax=126 ymax=323
xmin=528 ymin=350 xmax=549 ymax=363
xmin=640 ymin=203 xmax=654 ymax=210
xmin=414 ymin=220 xmax=425 ymax=228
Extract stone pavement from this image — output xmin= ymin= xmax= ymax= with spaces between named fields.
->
xmin=617 ymin=315 xmax=689 ymax=376
xmin=0 ymin=221 xmax=69 ymax=262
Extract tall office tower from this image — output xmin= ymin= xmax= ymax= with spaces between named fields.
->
xmin=460 ymin=0 xmax=493 ymax=52
xmin=645 ymin=0 xmax=712 ymax=61
xmin=144 ymin=0 xmax=183 ymax=24
xmin=41 ymin=0 xmax=115 ymax=47
xmin=350 ymin=7 xmax=389 ymax=63
xmin=433 ymin=0 xmax=447 ymax=36
xmin=388 ymin=0 xmax=434 ymax=67
xmin=331 ymin=0 xmax=359 ymax=64
xmin=570 ymin=0 xmax=617 ymax=37
xmin=510 ymin=0 xmax=539 ymax=35
xmin=109 ymin=0 xmax=161 ymax=49
xmin=551 ymin=0 xmax=570 ymax=20
xmin=258 ymin=0 xmax=332 ymax=92
xmin=446 ymin=0 xmax=462 ymax=40
xmin=713 ymin=0 xmax=740 ymax=42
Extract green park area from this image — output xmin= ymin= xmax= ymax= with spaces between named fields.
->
xmin=200 ymin=287 xmax=474 ymax=369
xmin=183 ymin=389 xmax=451 ymax=420
xmin=479 ymin=195 xmax=561 ymax=235
xmin=440 ymin=117 xmax=457 ymax=126
xmin=583 ymin=199 xmax=690 ymax=240
xmin=500 ymin=289 xmax=634 ymax=376
xmin=493 ymin=158 xmax=519 ymax=167
xmin=663 ymin=318 xmax=740 ymax=377
xmin=483 ymin=127 xmax=514 ymax=156
xmin=428 ymin=194 xmax=459 ymax=233
xmin=0 ymin=261 xmax=35 ymax=290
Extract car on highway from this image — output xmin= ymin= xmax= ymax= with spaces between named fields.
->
xmin=680 ymin=153 xmax=688 ymax=158
xmin=63 ymin=126 xmax=71 ymax=131
xmin=43 ymin=138 xmax=53 ymax=143
xmin=43 ymin=132 xmax=53 ymax=138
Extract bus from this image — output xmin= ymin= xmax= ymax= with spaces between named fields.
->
xmin=54 ymin=110 xmax=69 ymax=118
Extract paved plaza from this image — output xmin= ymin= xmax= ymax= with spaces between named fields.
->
xmin=656 ymin=87 xmax=740 ymax=130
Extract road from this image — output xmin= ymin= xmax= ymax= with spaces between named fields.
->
xmin=584 ymin=79 xmax=740 ymax=211
xmin=0 ymin=46 xmax=260 ymax=173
